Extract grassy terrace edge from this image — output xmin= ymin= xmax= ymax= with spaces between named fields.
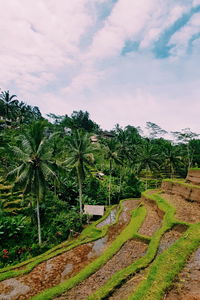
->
xmin=128 ymin=223 xmax=200 ymax=300
xmin=163 ymin=178 xmax=200 ymax=190
xmin=31 ymin=204 xmax=146 ymax=300
xmin=87 ymin=190 xmax=184 ymax=300
xmin=0 ymin=198 xmax=127 ymax=281
xmin=189 ymin=167 xmax=200 ymax=171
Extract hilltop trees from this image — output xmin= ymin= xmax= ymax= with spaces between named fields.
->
xmin=0 ymin=89 xmax=42 ymax=126
xmin=0 ymin=90 xmax=18 ymax=120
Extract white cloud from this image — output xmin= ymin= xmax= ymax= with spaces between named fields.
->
xmin=88 ymin=0 xmax=161 ymax=58
xmin=140 ymin=4 xmax=188 ymax=49
xmin=193 ymin=0 xmax=200 ymax=6
xmin=0 ymin=0 xmax=92 ymax=93
xmin=169 ymin=12 xmax=200 ymax=56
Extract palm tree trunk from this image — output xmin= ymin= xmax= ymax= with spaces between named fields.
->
xmin=77 ymin=168 xmax=83 ymax=215
xmin=187 ymin=144 xmax=192 ymax=169
xmin=108 ymin=160 xmax=112 ymax=206
xmin=36 ymin=198 xmax=42 ymax=245
xmin=145 ymin=177 xmax=148 ymax=190
xmin=6 ymin=103 xmax=9 ymax=120
xmin=171 ymin=163 xmax=174 ymax=179
xmin=145 ymin=165 xmax=150 ymax=190
xmin=118 ymin=165 xmax=123 ymax=201
xmin=54 ymin=178 xmax=57 ymax=196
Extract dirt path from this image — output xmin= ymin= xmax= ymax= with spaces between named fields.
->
xmin=161 ymin=193 xmax=200 ymax=223
xmin=165 ymin=247 xmax=200 ymax=300
xmin=0 ymin=200 xmax=140 ymax=300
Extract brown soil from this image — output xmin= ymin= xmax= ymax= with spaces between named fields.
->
xmin=0 ymin=200 xmax=140 ymax=300
xmin=161 ymin=193 xmax=200 ymax=223
xmin=108 ymin=268 xmax=147 ymax=300
xmin=161 ymin=181 xmax=200 ymax=203
xmin=106 ymin=200 xmax=141 ymax=244
xmin=0 ymin=243 xmax=94 ymax=300
xmin=138 ymin=200 xmax=162 ymax=236
xmin=165 ymin=247 xmax=200 ymax=300
xmin=55 ymin=239 xmax=147 ymax=300
xmin=186 ymin=169 xmax=200 ymax=185
xmin=158 ymin=225 xmax=187 ymax=254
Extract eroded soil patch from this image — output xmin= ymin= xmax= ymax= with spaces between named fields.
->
xmin=161 ymin=193 xmax=200 ymax=223
xmin=55 ymin=239 xmax=147 ymax=300
xmin=158 ymin=225 xmax=187 ymax=254
xmin=165 ymin=247 xmax=200 ymax=300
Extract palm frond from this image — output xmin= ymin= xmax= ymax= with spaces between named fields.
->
xmin=7 ymin=164 xmax=26 ymax=179
xmin=40 ymin=162 xmax=57 ymax=180
xmin=16 ymin=165 xmax=30 ymax=182
xmin=11 ymin=146 xmax=30 ymax=162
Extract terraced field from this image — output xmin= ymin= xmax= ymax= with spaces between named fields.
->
xmin=1 ymin=169 xmax=200 ymax=300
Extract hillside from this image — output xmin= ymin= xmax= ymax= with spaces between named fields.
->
xmin=0 ymin=169 xmax=200 ymax=300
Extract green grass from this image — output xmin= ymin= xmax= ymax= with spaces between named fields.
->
xmin=31 ymin=205 xmax=146 ymax=300
xmin=128 ymin=223 xmax=200 ymax=300
xmin=0 ymin=199 xmax=126 ymax=281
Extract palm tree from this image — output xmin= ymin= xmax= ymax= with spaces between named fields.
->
xmin=102 ymin=138 xmax=121 ymax=205
xmin=163 ymin=144 xmax=182 ymax=178
xmin=114 ymin=128 xmax=131 ymax=200
xmin=0 ymin=90 xmax=18 ymax=120
xmin=137 ymin=139 xmax=160 ymax=190
xmin=8 ymin=121 xmax=57 ymax=244
xmin=64 ymin=130 xmax=94 ymax=214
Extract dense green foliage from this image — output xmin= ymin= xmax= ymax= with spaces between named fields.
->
xmin=0 ymin=88 xmax=200 ymax=268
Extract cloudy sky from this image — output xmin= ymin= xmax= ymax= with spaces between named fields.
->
xmin=1 ymin=0 xmax=200 ymax=132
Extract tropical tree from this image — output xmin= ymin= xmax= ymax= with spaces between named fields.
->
xmin=171 ymin=128 xmax=199 ymax=169
xmin=0 ymin=90 xmax=18 ymax=120
xmin=64 ymin=130 xmax=94 ymax=214
xmin=162 ymin=143 xmax=182 ymax=178
xmin=146 ymin=122 xmax=167 ymax=139
xmin=8 ymin=121 xmax=57 ymax=244
xmin=137 ymin=139 xmax=160 ymax=189
xmin=101 ymin=137 xmax=121 ymax=205
xmin=114 ymin=127 xmax=132 ymax=199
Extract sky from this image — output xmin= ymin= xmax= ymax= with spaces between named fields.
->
xmin=0 ymin=0 xmax=200 ymax=132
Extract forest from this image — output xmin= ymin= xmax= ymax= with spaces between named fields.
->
xmin=0 ymin=89 xmax=200 ymax=269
